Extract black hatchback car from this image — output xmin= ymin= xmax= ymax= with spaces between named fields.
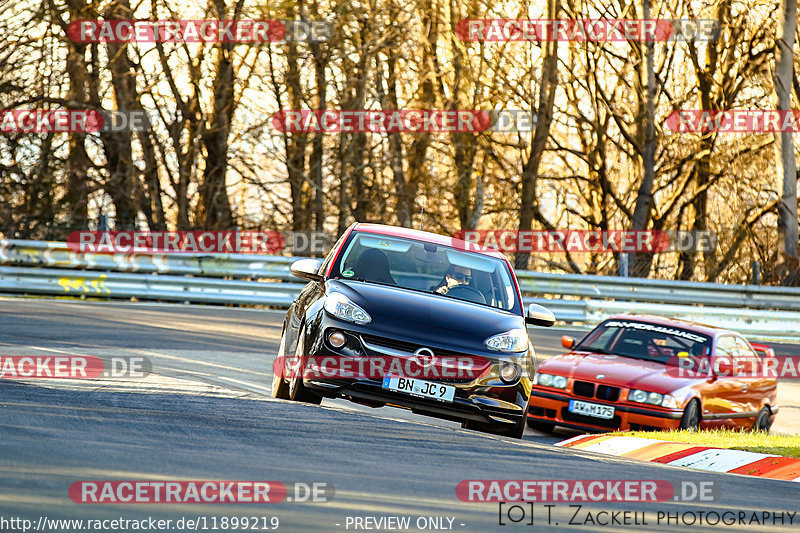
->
xmin=271 ymin=223 xmax=555 ymax=438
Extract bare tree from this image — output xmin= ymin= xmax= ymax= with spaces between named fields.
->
xmin=515 ymin=0 xmax=560 ymax=270
xmin=774 ymin=0 xmax=799 ymax=283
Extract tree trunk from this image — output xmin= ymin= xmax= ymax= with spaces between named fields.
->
xmin=385 ymin=53 xmax=410 ymax=227
xmin=310 ymin=37 xmax=328 ymax=232
xmin=405 ymin=0 xmax=439 ymax=229
xmin=515 ymin=0 xmax=560 ymax=270
xmin=285 ymin=37 xmax=310 ymax=232
xmin=197 ymin=46 xmax=235 ymax=230
xmin=103 ymin=0 xmax=139 ymax=230
xmin=775 ymin=0 xmax=799 ymax=282
xmin=629 ymin=0 xmax=657 ymax=278
xmin=62 ymin=0 xmax=94 ymax=231
xmin=349 ymin=21 xmax=371 ymax=223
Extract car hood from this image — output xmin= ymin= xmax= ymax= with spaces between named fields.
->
xmin=326 ymin=279 xmax=525 ymax=354
xmin=539 ymin=351 xmax=695 ymax=393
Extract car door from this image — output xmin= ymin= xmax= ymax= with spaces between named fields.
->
xmin=701 ymin=335 xmax=743 ymax=425
xmin=732 ymin=336 xmax=772 ymax=417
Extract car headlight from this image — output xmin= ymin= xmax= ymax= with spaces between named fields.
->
xmin=485 ymin=329 xmax=529 ymax=352
xmin=661 ymin=394 xmax=679 ymax=408
xmin=553 ymin=375 xmax=568 ymax=389
xmin=629 ymin=389 xmax=651 ymax=403
xmin=324 ymin=293 xmax=371 ymax=324
xmin=534 ymin=372 xmax=567 ymax=389
xmin=629 ymin=389 xmax=675 ymax=407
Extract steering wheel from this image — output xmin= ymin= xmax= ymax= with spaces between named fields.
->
xmin=445 ymin=285 xmax=487 ymax=304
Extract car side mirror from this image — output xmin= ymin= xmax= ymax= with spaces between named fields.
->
xmin=290 ymin=258 xmax=323 ymax=282
xmin=561 ymin=336 xmax=575 ymax=349
xmin=525 ymin=303 xmax=556 ymax=327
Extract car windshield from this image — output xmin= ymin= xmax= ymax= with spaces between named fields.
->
xmin=331 ymin=232 xmax=520 ymax=312
xmin=575 ymin=319 xmax=712 ymax=364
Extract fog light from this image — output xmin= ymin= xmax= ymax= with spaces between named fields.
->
xmin=500 ymin=363 xmax=520 ymax=383
xmin=328 ymin=331 xmax=346 ymax=348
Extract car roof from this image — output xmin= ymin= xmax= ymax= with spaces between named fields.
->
xmin=605 ymin=314 xmax=736 ymax=339
xmin=352 ymin=223 xmax=509 ymax=261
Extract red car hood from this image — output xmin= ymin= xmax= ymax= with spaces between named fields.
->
xmin=539 ymin=351 xmax=696 ymax=394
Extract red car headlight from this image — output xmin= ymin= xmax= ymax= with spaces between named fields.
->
xmin=534 ymin=372 xmax=567 ymax=389
xmin=629 ymin=389 xmax=678 ymax=408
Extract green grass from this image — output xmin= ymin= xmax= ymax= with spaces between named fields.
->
xmin=612 ymin=430 xmax=800 ymax=458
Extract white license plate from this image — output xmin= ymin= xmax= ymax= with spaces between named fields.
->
xmin=381 ymin=374 xmax=455 ymax=403
xmin=569 ymin=400 xmax=615 ymax=419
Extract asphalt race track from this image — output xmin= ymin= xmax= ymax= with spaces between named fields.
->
xmin=1 ymin=298 xmax=799 ymax=532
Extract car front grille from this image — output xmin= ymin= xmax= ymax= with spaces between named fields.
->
xmin=572 ymin=380 xmax=595 ymax=398
xmin=571 ymin=380 xmax=620 ymax=402
xmin=358 ymin=334 xmax=480 ymax=384
xmin=596 ymin=385 xmax=620 ymax=402
xmin=360 ymin=334 xmax=464 ymax=359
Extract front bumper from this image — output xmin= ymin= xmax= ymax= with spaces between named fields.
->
xmin=300 ymin=321 xmax=532 ymax=426
xmin=308 ymin=378 xmax=525 ymax=424
xmin=528 ymin=388 xmax=683 ymax=432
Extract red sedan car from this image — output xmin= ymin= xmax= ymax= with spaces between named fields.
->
xmin=528 ymin=315 xmax=777 ymax=433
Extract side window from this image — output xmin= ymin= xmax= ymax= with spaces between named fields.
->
xmin=715 ymin=336 xmax=736 ymax=359
xmin=734 ymin=336 xmax=761 ymax=373
xmin=715 ymin=336 xmax=735 ymax=373
xmin=716 ymin=336 xmax=744 ymax=376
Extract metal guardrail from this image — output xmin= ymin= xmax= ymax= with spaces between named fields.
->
xmin=516 ymin=272 xmax=800 ymax=312
xmin=0 ymin=266 xmax=306 ymax=306
xmin=1 ymin=239 xmax=799 ymax=340
xmin=0 ymin=239 xmax=297 ymax=280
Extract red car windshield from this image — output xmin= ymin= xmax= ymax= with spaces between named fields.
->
xmin=575 ymin=319 xmax=712 ymax=364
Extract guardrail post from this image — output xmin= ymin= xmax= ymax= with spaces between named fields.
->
xmin=618 ymin=253 xmax=629 ymax=277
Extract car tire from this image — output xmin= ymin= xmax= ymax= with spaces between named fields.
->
xmin=526 ymin=418 xmax=556 ymax=434
xmin=462 ymin=405 xmax=529 ymax=439
xmin=287 ymin=328 xmax=322 ymax=405
xmin=752 ymin=406 xmax=772 ymax=433
xmin=271 ymin=327 xmax=291 ymax=400
xmin=679 ymin=399 xmax=701 ymax=431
